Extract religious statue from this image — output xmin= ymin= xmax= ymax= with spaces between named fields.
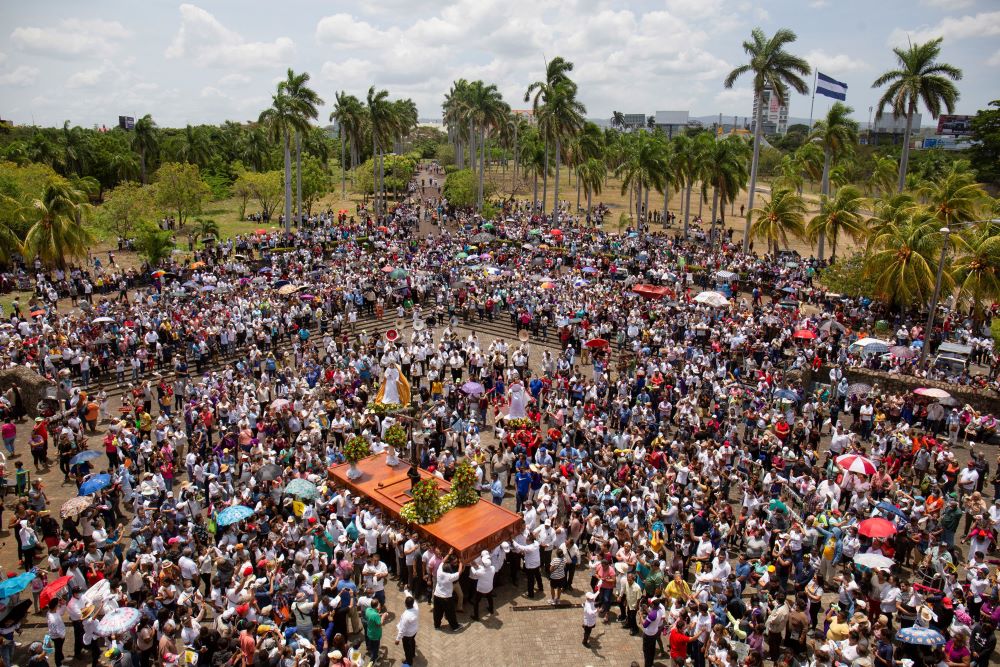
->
xmin=507 ymin=378 xmax=527 ymax=420
xmin=375 ymin=363 xmax=411 ymax=406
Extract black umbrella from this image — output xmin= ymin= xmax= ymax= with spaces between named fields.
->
xmin=255 ymin=463 xmax=282 ymax=482
xmin=0 ymin=600 xmax=32 ymax=625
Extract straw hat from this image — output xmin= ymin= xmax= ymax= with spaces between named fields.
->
xmin=518 ymin=330 xmax=530 ymax=342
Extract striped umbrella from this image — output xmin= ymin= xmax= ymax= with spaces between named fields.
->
xmin=836 ymin=454 xmax=877 ymax=476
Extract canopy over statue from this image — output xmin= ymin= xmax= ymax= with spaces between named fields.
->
xmin=375 ymin=364 xmax=411 ymax=406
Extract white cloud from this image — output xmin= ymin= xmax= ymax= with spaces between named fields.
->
xmin=0 ymin=66 xmax=39 ymax=86
xmin=804 ymin=50 xmax=869 ymax=73
xmin=0 ymin=52 xmax=6 ymax=66
xmin=988 ymin=49 xmax=1000 ymax=67
xmin=920 ymin=0 xmax=973 ymax=8
xmin=166 ymin=3 xmax=294 ymax=70
xmin=218 ymin=73 xmax=251 ymax=87
xmin=809 ymin=0 xmax=830 ymax=7
xmin=10 ymin=19 xmax=130 ymax=58
xmin=889 ymin=11 xmax=1000 ymax=46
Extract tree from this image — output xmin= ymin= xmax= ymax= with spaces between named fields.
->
xmin=99 ymin=181 xmax=153 ymax=240
xmin=749 ymin=187 xmax=807 ymax=254
xmin=23 ymin=179 xmax=93 ymax=268
xmin=865 ymin=208 xmax=949 ymax=310
xmin=259 ymin=90 xmax=310 ymax=233
xmin=918 ymin=162 xmax=987 ymax=227
xmin=615 ymin=131 xmax=668 ymax=223
xmin=611 ymin=111 xmax=626 ymax=130
xmin=872 ymin=37 xmax=963 ymax=193
xmin=867 ymin=155 xmax=898 ymax=198
xmin=442 ymin=168 xmax=483 ymax=208
xmin=578 ymin=157 xmax=607 ymax=217
xmin=366 ymin=86 xmax=394 ymax=217
xmin=807 ymin=185 xmax=866 ymax=260
xmin=952 ymin=225 xmax=1000 ymax=323
xmin=724 ymin=27 xmax=811 ymax=252
xmin=331 ymin=91 xmax=360 ymax=198
xmin=231 ymin=167 xmax=255 ymax=221
xmin=278 ymin=69 xmax=323 ymax=226
xmin=293 ymin=155 xmax=331 ymax=215
xmin=132 ymin=114 xmax=158 ymax=184
xmin=240 ymin=126 xmax=269 ymax=172
xmin=807 ymin=102 xmax=859 ymax=259
xmin=190 ymin=217 xmax=220 ymax=244
xmin=153 ymin=162 xmax=209 ymax=228
xmin=134 ymin=222 xmax=175 ymax=266
xmin=244 ymin=170 xmax=284 ymax=222
xmin=969 ymin=100 xmax=1000 ymax=185
xmin=702 ymin=136 xmax=750 ymax=239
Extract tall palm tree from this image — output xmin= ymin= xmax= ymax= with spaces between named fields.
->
xmin=951 ymin=225 xmax=1000 ymax=324
xmin=868 ymin=155 xmax=899 ymax=198
xmin=918 ymin=163 xmax=987 ymax=227
xmin=331 ymin=92 xmax=354 ymax=199
xmin=872 ymin=37 xmax=962 ymax=193
xmin=109 ymin=150 xmax=140 ymax=183
xmin=279 ymin=69 xmax=323 ymax=226
xmin=520 ymin=131 xmax=548 ymax=206
xmin=616 ymin=131 xmax=669 ymax=222
xmin=178 ymin=125 xmax=212 ymax=166
xmin=23 ymin=179 xmax=94 ymax=269
xmin=366 ymin=86 xmax=394 ymax=217
xmin=866 ymin=208 xmax=949 ymax=309
xmin=0 ymin=193 xmax=27 ymax=261
xmin=724 ymin=28 xmax=811 ymax=252
xmin=669 ymin=135 xmax=698 ymax=235
xmin=807 ymin=102 xmax=859 ymax=259
xmin=807 ymin=185 xmax=866 ymax=260
xmin=240 ymin=126 xmax=269 ymax=172
xmin=61 ymin=121 xmax=86 ymax=176
xmin=525 ymin=57 xmax=579 ymax=220
xmin=702 ymin=136 xmax=750 ymax=243
xmin=750 ymin=187 xmax=807 ymax=255
xmin=578 ymin=157 xmax=607 ymax=218
xmin=611 ymin=111 xmax=626 ymax=130
xmin=259 ymin=92 xmax=310 ymax=233
xmin=132 ymin=114 xmax=158 ymax=184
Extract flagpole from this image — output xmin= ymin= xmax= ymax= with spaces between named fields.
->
xmin=807 ymin=69 xmax=818 ymax=130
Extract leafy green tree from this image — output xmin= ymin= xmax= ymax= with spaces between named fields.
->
xmin=724 ymin=28 xmax=811 ymax=251
xmin=23 ymin=179 xmax=94 ymax=268
xmin=952 ymin=225 xmax=1000 ymax=323
xmin=153 ymin=162 xmax=209 ymax=228
xmin=293 ymin=156 xmax=331 ymax=215
xmin=132 ymin=114 xmax=158 ymax=184
xmin=872 ymin=37 xmax=963 ymax=193
xmin=749 ymin=187 xmax=807 ymax=254
xmin=244 ymin=170 xmax=284 ymax=221
xmin=969 ymin=100 xmax=1000 ymax=185
xmin=865 ymin=208 xmax=949 ymax=309
xmin=260 ymin=88 xmax=311 ymax=233
xmin=442 ymin=168 xmax=486 ymax=208
xmin=134 ymin=222 xmax=175 ymax=266
xmin=578 ymin=157 xmax=607 ymax=217
xmin=99 ymin=181 xmax=154 ymax=240
xmin=817 ymin=253 xmax=878 ymax=297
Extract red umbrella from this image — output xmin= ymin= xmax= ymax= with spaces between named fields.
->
xmin=30 ymin=309 xmax=46 ymax=318
xmin=550 ymin=229 xmax=563 ymax=237
xmin=858 ymin=517 xmax=896 ymax=539
xmin=792 ymin=329 xmax=816 ymax=340
xmin=39 ymin=575 xmax=73 ymax=608
xmin=254 ymin=229 xmax=267 ymax=236
xmin=585 ymin=338 xmax=610 ymax=349
xmin=836 ymin=454 xmax=877 ymax=476
xmin=632 ymin=284 xmax=670 ymax=299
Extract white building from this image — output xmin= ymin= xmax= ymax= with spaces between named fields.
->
xmin=750 ymin=88 xmax=788 ymax=135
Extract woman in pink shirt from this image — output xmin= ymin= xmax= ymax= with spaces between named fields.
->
xmin=2 ymin=419 xmax=16 ymax=456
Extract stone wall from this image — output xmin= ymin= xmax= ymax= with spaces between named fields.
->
xmin=839 ymin=367 xmax=1000 ymax=414
xmin=0 ymin=366 xmax=56 ymax=418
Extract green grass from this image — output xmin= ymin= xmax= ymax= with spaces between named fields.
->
xmin=0 ymin=290 xmax=36 ymax=316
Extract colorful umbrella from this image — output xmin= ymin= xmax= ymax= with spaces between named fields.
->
xmin=69 ymin=450 xmax=102 ymax=466
xmin=846 ymin=383 xmax=872 ymax=398
xmin=890 ymin=346 xmax=916 ymax=359
xmin=255 ymin=229 xmax=268 ymax=236
xmin=216 ymin=504 xmax=255 ymax=527
xmin=858 ymin=517 xmax=896 ymax=539
xmin=792 ymin=329 xmax=816 ymax=340
xmin=584 ymin=338 xmax=610 ymax=349
xmin=914 ymin=387 xmax=950 ymax=399
xmin=284 ymin=478 xmax=319 ymax=500
xmin=150 ymin=270 xmax=166 ymax=278
xmin=0 ymin=572 xmax=36 ymax=598
xmin=540 ymin=282 xmax=555 ymax=289
xmin=461 ymin=381 xmax=485 ymax=396
xmin=97 ymin=607 xmax=142 ymax=636
xmin=79 ymin=474 xmax=112 ymax=496
xmin=875 ymin=501 xmax=909 ymax=523
xmin=38 ymin=575 xmax=73 ymax=608
xmin=189 ymin=261 xmax=206 ymax=269
xmin=853 ymin=552 xmax=894 ymax=570
xmin=836 ymin=454 xmax=877 ymax=476
xmin=895 ymin=626 xmax=945 ymax=646
xmin=60 ymin=495 xmax=94 ymax=519
xmin=390 ymin=268 xmax=408 ymax=279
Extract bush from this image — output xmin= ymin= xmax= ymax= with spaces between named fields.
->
xmin=444 ymin=164 xmax=458 ymax=175
xmin=816 ymin=253 xmax=877 ymax=297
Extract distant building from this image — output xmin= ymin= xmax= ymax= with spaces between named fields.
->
xmin=620 ymin=113 xmax=646 ymax=130
xmin=750 ymin=87 xmax=788 ymax=135
xmin=512 ymin=109 xmax=536 ymax=125
xmin=653 ymin=111 xmax=689 ymax=138
xmin=865 ymin=112 xmax=922 ymax=146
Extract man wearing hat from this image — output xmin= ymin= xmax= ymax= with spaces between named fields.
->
xmin=469 ymin=551 xmax=496 ymax=621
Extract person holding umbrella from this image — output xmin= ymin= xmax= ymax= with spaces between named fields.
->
xmin=46 ymin=598 xmax=68 ymax=667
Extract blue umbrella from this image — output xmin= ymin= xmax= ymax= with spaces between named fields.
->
xmin=895 ymin=626 xmax=945 ymax=646
xmin=0 ymin=572 xmax=36 ymax=598
xmin=773 ymin=389 xmax=798 ymax=401
xmin=581 ymin=266 xmax=598 ymax=274
xmin=79 ymin=474 xmax=112 ymax=496
xmin=69 ymin=451 xmax=102 ymax=466
xmin=875 ymin=502 xmax=909 ymax=523
xmin=273 ymin=280 xmax=289 ymax=288
xmin=216 ymin=504 xmax=255 ymax=527
xmin=283 ymin=479 xmax=319 ymax=500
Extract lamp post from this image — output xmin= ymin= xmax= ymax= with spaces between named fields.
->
xmin=919 ymin=227 xmax=951 ymax=369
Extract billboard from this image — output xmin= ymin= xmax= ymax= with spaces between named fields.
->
xmin=118 ymin=115 xmax=135 ymax=130
xmin=935 ymin=114 xmax=972 ymax=136
xmin=654 ymin=110 xmax=689 ymax=126
xmin=922 ymin=136 xmax=971 ymax=151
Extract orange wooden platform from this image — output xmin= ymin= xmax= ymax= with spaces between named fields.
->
xmin=329 ymin=453 xmax=524 ymax=563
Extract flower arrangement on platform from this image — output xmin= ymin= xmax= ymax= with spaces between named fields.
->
xmin=504 ymin=417 xmax=534 ymax=430
xmin=385 ymin=424 xmax=407 ymax=450
xmin=344 ymin=436 xmax=371 ymax=464
xmin=368 ymin=401 xmax=403 ymax=416
xmin=399 ymin=478 xmax=444 ymax=524
xmin=448 ymin=459 xmax=479 ymax=507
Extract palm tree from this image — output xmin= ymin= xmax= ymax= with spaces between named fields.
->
xmin=61 ymin=121 xmax=86 ymax=176
xmin=240 ymin=126 xmax=269 ymax=172
xmin=868 ymin=155 xmax=898 ymax=198
xmin=807 ymin=185 xmax=866 ymax=260
xmin=866 ymin=208 xmax=949 ymax=309
xmin=279 ymin=69 xmax=323 ymax=226
xmin=525 ymin=57 xmax=579 ymax=221
xmin=951 ymin=225 xmax=1000 ymax=324
xmin=0 ymin=194 xmax=26 ymax=261
xmin=190 ymin=217 xmax=221 ymax=244
xmin=669 ymin=135 xmax=698 ymax=235
xmin=520 ymin=131 xmax=548 ymax=207
xmin=872 ymin=37 xmax=962 ymax=193
xmin=578 ymin=157 xmax=607 ymax=219
xmin=109 ymin=150 xmax=140 ymax=183
xmin=460 ymin=81 xmax=506 ymax=211
xmin=750 ymin=187 xmax=807 ymax=255
xmin=331 ymin=92 xmax=353 ymax=199
xmin=702 ymin=136 xmax=750 ymax=243
xmin=918 ymin=163 xmax=987 ymax=227
xmin=615 ymin=131 xmax=669 ymax=223
xmin=724 ymin=28 xmax=811 ymax=252
xmin=806 ymin=103 xmax=859 ymax=259
xmin=611 ymin=111 xmax=626 ymax=130
xmin=865 ymin=193 xmax=918 ymax=251
xmin=23 ymin=179 xmax=93 ymax=269
xmin=366 ymin=86 xmax=394 ymax=217
xmin=259 ymin=91 xmax=310 ymax=233
xmin=132 ymin=114 xmax=158 ymax=184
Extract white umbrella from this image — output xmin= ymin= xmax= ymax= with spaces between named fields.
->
xmin=914 ymin=387 xmax=951 ymax=399
xmin=853 ymin=552 xmax=894 ymax=570
xmin=92 ymin=317 xmax=115 ymax=324
xmin=693 ymin=291 xmax=730 ymax=307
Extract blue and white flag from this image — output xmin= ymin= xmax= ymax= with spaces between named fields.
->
xmin=816 ymin=72 xmax=847 ymax=101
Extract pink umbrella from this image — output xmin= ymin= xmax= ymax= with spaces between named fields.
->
xmin=836 ymin=454 xmax=877 ymax=476
xmin=914 ymin=387 xmax=950 ymax=399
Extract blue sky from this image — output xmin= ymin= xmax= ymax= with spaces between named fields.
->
xmin=1 ymin=0 xmax=997 ymax=129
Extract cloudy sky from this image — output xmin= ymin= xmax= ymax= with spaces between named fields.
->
xmin=1 ymin=0 xmax=997 ymax=129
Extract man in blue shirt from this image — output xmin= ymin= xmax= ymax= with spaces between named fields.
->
xmin=514 ymin=470 xmax=531 ymax=512
xmin=490 ymin=475 xmax=504 ymax=505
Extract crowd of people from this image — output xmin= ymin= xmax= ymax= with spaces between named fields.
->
xmin=0 ymin=166 xmax=998 ymax=667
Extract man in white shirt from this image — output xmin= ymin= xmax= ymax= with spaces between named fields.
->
xmin=46 ymin=599 xmax=67 ymax=667
xmin=394 ymin=591 xmax=419 ymax=667
xmin=512 ymin=533 xmax=543 ymax=598
xmin=469 ymin=551 xmax=496 ymax=621
xmin=363 ymin=553 xmax=390 ymax=609
xmin=432 ymin=551 xmax=463 ymax=631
